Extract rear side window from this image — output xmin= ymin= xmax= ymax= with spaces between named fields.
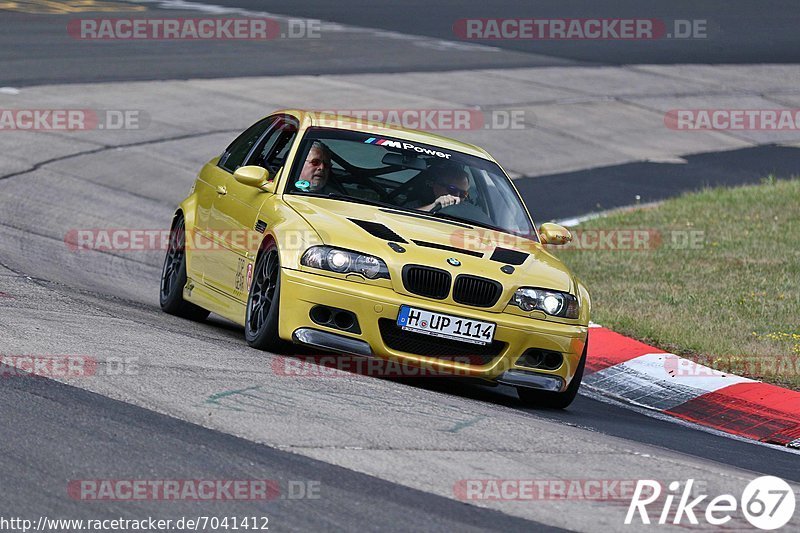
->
xmin=218 ymin=117 xmax=275 ymax=173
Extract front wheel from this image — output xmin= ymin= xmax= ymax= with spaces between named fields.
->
xmin=159 ymin=215 xmax=209 ymax=321
xmin=245 ymin=244 xmax=284 ymax=351
xmin=517 ymin=343 xmax=587 ymax=409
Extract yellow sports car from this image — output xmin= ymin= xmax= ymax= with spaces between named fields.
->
xmin=160 ymin=110 xmax=590 ymax=408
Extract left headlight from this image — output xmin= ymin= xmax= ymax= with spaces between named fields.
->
xmin=301 ymin=246 xmax=390 ymax=280
xmin=510 ymin=287 xmax=579 ymax=319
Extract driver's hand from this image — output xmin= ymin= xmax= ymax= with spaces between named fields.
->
xmin=435 ymin=194 xmax=461 ymax=208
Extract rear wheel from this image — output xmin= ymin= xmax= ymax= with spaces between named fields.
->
xmin=159 ymin=215 xmax=210 ymax=321
xmin=516 ymin=343 xmax=587 ymax=409
xmin=245 ymin=243 xmax=283 ymax=351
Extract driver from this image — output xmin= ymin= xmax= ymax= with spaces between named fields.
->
xmin=298 ymin=141 xmax=336 ymax=193
xmin=410 ymin=162 xmax=471 ymax=212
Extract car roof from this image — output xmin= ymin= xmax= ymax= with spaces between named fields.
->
xmin=272 ymin=109 xmax=496 ymax=162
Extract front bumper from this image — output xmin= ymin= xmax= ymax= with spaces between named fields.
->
xmin=279 ymin=268 xmax=588 ymax=389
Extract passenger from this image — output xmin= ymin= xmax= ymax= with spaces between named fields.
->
xmin=298 ymin=141 xmax=336 ymax=193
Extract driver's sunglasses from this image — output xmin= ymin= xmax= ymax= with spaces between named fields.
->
xmin=436 ymin=182 xmax=469 ymax=199
xmin=305 ymin=158 xmax=330 ymax=167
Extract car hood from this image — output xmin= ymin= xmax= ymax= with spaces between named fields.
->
xmin=284 ymin=196 xmax=574 ymax=294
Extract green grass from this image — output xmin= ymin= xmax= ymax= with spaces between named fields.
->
xmin=553 ymin=177 xmax=800 ymax=389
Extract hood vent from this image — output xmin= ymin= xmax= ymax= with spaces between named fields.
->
xmin=348 ymin=218 xmax=407 ymax=243
xmin=490 ymin=247 xmax=529 ymax=266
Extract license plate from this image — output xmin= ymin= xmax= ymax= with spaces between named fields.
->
xmin=396 ymin=305 xmax=496 ymax=345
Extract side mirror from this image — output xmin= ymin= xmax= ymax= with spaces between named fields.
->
xmin=539 ymin=223 xmax=572 ymax=245
xmin=234 ymin=165 xmax=280 ymax=193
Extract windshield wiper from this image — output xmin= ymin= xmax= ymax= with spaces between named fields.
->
xmin=379 ymin=207 xmax=474 ymax=229
xmin=293 ymin=191 xmax=390 ymax=208
xmin=434 ymin=212 xmax=537 ymax=241
xmin=324 ymin=193 xmax=391 ymax=208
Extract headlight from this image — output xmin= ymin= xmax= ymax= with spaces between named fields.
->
xmin=301 ymin=246 xmax=390 ymax=279
xmin=510 ymin=287 xmax=579 ymax=318
xmin=327 ymin=249 xmax=351 ymax=272
xmin=354 ymin=255 xmax=382 ymax=279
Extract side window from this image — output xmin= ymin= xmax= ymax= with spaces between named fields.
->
xmin=218 ymin=117 xmax=276 ymax=173
xmin=246 ymin=117 xmax=299 ymax=173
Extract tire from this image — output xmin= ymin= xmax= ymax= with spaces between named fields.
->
xmin=244 ymin=243 xmax=284 ymax=351
xmin=516 ymin=342 xmax=587 ymax=409
xmin=159 ymin=215 xmax=210 ymax=321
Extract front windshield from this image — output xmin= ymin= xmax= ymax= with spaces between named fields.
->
xmin=286 ymin=127 xmax=537 ymax=240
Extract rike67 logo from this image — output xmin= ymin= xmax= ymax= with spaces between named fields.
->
xmin=626 ymin=476 xmax=796 ymax=530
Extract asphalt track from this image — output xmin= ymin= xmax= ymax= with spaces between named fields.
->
xmin=202 ymin=0 xmax=800 ymax=64
xmin=4 ymin=0 xmax=800 ymax=86
xmin=0 ymin=376 xmax=556 ymax=532
xmin=1 ymin=1 xmax=800 ymax=531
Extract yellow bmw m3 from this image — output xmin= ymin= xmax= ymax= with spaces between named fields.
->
xmin=160 ymin=110 xmax=590 ymax=408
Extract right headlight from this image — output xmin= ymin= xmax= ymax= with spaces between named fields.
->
xmin=510 ymin=287 xmax=579 ymax=319
xmin=301 ymin=246 xmax=390 ymax=280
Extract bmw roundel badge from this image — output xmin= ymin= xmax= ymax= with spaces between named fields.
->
xmin=447 ymin=258 xmax=461 ymax=267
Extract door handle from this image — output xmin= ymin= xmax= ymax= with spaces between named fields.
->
xmin=216 ymin=185 xmax=227 ymax=196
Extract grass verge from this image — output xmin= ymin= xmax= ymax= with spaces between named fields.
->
xmin=553 ymin=177 xmax=800 ymax=389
